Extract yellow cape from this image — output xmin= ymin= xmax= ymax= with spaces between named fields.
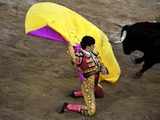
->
xmin=25 ymin=2 xmax=121 ymax=83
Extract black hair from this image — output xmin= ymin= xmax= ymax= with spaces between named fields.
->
xmin=80 ymin=36 xmax=95 ymax=49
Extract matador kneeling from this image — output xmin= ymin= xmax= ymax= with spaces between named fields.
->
xmin=60 ymin=36 xmax=108 ymax=116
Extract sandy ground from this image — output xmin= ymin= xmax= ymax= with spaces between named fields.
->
xmin=0 ymin=0 xmax=160 ymax=120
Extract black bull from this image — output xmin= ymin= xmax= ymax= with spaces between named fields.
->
xmin=119 ymin=22 xmax=160 ymax=78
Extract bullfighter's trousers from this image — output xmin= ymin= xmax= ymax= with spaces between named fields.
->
xmin=66 ymin=75 xmax=97 ymax=116
xmin=81 ymin=75 xmax=96 ymax=116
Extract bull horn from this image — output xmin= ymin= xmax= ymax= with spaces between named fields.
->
xmin=113 ymin=30 xmax=127 ymax=43
xmin=120 ymin=30 xmax=127 ymax=42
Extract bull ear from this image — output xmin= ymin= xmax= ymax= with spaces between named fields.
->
xmin=120 ymin=30 xmax=127 ymax=43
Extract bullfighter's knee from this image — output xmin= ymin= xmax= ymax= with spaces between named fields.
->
xmin=88 ymin=104 xmax=96 ymax=116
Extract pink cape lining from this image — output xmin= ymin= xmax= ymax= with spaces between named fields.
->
xmin=27 ymin=25 xmax=67 ymax=44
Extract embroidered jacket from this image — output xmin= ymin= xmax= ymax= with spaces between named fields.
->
xmin=75 ymin=49 xmax=101 ymax=78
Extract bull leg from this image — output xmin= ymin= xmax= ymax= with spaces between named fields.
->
xmin=134 ymin=56 xmax=144 ymax=64
xmin=134 ymin=60 xmax=154 ymax=78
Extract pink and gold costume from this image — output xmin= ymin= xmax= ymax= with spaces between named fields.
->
xmin=64 ymin=48 xmax=105 ymax=116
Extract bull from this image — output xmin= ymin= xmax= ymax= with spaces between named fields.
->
xmin=116 ymin=22 xmax=160 ymax=78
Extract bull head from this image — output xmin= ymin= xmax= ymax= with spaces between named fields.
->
xmin=113 ymin=25 xmax=135 ymax=55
